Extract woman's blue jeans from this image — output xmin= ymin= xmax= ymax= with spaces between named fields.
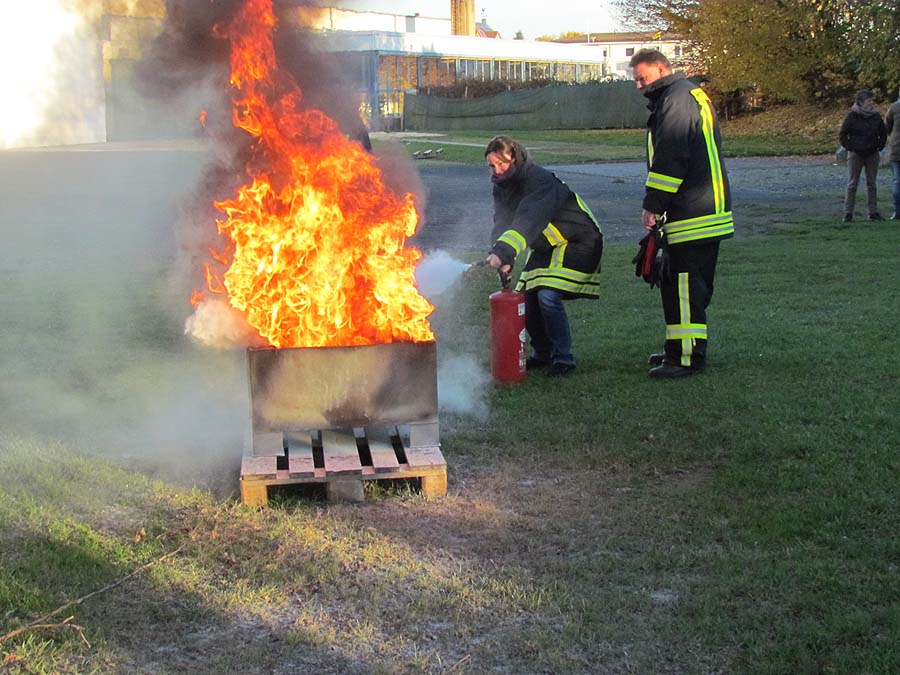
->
xmin=525 ymin=288 xmax=574 ymax=366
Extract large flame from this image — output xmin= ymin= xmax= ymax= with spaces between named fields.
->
xmin=197 ymin=0 xmax=433 ymax=348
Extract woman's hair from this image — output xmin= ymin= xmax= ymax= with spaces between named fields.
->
xmin=855 ymin=89 xmax=874 ymax=104
xmin=484 ymin=135 xmax=529 ymax=165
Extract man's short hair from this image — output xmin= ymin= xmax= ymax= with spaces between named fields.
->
xmin=629 ymin=48 xmax=671 ymax=70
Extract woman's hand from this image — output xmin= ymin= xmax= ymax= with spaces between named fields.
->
xmin=484 ymin=253 xmax=511 ymax=274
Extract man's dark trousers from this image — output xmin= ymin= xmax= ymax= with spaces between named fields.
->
xmin=659 ymin=241 xmax=720 ymax=368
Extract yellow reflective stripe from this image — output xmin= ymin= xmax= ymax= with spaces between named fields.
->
xmin=647 ymin=130 xmax=654 ymax=164
xmin=666 ymin=323 xmax=707 ymax=339
xmin=646 ymin=171 xmax=683 ymax=193
xmin=678 ymin=271 xmax=690 ymax=324
xmin=550 ymin=242 xmax=567 ymax=268
xmin=665 ymin=212 xmax=733 ymax=232
xmin=543 ymin=222 xmax=566 ymax=246
xmin=574 ymin=193 xmax=600 ymax=230
xmin=518 ymin=275 xmax=601 ymax=295
xmin=667 ymin=222 xmax=734 ymax=245
xmin=676 ymin=273 xmax=693 ymax=367
xmin=690 ymin=88 xmax=726 ymax=213
xmin=520 ymin=266 xmax=600 ymax=284
xmin=518 ymin=267 xmax=601 ymax=295
xmin=498 ymin=229 xmax=527 ymax=255
xmin=663 ymin=212 xmax=734 ymax=244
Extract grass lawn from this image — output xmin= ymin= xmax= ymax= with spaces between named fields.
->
xmin=1 ymin=219 xmax=898 ymax=674
xmin=388 ymin=104 xmax=845 ymax=164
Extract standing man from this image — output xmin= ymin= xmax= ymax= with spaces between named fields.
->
xmin=885 ymin=88 xmax=900 ymax=220
xmin=839 ymin=90 xmax=887 ymax=222
xmin=630 ymin=49 xmax=733 ymax=379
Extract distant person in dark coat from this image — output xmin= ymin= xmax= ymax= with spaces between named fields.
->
xmin=839 ymin=90 xmax=887 ymax=222
xmin=884 ymin=88 xmax=900 ymax=220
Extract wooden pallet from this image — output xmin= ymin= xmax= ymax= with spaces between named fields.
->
xmin=240 ymin=428 xmax=446 ymax=506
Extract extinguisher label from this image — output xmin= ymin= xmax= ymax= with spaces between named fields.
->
xmin=517 ymin=302 xmax=525 ymax=316
xmin=518 ymin=328 xmax=528 ymax=344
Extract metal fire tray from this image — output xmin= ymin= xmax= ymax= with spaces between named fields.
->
xmin=247 ymin=340 xmax=438 ymax=443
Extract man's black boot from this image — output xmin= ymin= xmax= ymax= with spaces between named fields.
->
xmin=648 ymin=352 xmax=667 ymax=367
xmin=649 ymin=363 xmax=700 ymax=379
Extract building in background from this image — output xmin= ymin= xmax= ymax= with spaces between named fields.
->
xmin=553 ymin=31 xmax=688 ymax=75
xmin=99 ymin=0 xmax=688 ymax=137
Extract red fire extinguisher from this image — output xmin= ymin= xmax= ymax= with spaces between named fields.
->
xmin=489 ymin=270 xmax=527 ymax=383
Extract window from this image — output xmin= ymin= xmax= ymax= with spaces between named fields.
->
xmin=625 ymin=47 xmax=635 ymax=57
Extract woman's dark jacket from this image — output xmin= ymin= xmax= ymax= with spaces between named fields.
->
xmin=489 ymin=162 xmax=602 ymax=298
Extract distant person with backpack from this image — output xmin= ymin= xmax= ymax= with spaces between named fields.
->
xmin=839 ymin=90 xmax=887 ymax=222
xmin=884 ymin=88 xmax=900 ymax=220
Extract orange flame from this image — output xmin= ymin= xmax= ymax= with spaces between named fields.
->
xmin=198 ymin=0 xmax=433 ymax=348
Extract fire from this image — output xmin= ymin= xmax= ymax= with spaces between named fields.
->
xmin=197 ymin=0 xmax=433 ymax=348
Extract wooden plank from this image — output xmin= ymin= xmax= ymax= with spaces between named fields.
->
xmin=241 ymin=455 xmax=278 ymax=480
xmin=251 ymin=431 xmax=284 ymax=457
xmin=321 ymin=430 xmax=363 ymax=476
xmin=366 ymin=426 xmax=401 ymax=473
xmin=326 ymin=480 xmax=365 ymax=502
xmin=240 ymin=480 xmax=269 ymax=507
xmin=285 ymin=433 xmax=316 ymax=478
xmin=405 ymin=445 xmax=445 ymax=469
xmin=421 ymin=471 xmax=448 ymax=498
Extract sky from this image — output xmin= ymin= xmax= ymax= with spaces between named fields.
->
xmin=339 ymin=1 xmax=622 ymax=41
xmin=0 ymin=0 xmax=79 ymax=146
xmin=478 ymin=0 xmax=621 ymax=40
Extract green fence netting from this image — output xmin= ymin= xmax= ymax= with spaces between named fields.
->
xmin=403 ymin=81 xmax=650 ymax=131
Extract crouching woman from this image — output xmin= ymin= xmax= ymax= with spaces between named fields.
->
xmin=484 ymin=136 xmax=603 ymax=377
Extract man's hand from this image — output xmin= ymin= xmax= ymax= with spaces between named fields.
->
xmin=641 ymin=209 xmax=659 ymax=231
xmin=485 ymin=253 xmax=511 ymax=275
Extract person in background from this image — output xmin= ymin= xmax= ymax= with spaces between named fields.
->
xmin=884 ymin=88 xmax=900 ymax=220
xmin=839 ymin=89 xmax=887 ymax=222
xmin=629 ymin=48 xmax=733 ymax=379
xmin=483 ymin=136 xmax=603 ymax=377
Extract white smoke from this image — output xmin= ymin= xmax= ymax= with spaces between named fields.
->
xmin=415 ymin=249 xmax=472 ymax=301
xmin=416 ymin=250 xmax=493 ymax=417
xmin=185 ymin=298 xmax=265 ymax=350
xmin=0 ymin=1 xmax=105 ymax=148
xmin=437 ymin=353 xmax=490 ymax=417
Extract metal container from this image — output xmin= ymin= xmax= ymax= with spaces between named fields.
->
xmin=247 ymin=340 xmax=439 ymax=456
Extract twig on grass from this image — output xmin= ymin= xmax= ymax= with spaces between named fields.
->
xmin=0 ymin=544 xmax=186 ymax=646
xmin=446 ymin=653 xmax=471 ymax=672
xmin=0 ymin=504 xmax=228 ymax=647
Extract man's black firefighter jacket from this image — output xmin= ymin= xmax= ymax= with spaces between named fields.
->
xmin=641 ymin=72 xmax=733 ymax=246
xmin=489 ymin=162 xmax=602 ymax=298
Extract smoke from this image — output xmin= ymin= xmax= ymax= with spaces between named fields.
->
xmin=185 ymin=299 xmax=266 ymax=350
xmin=415 ymin=250 xmax=472 ymax=301
xmin=0 ymin=140 xmax=251 ymax=492
xmin=438 ymin=353 xmax=490 ymax=417
xmin=415 ymin=250 xmax=492 ymax=417
xmin=0 ymin=0 xmax=105 ymax=148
